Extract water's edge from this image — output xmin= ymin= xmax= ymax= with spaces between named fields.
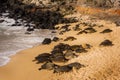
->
xmin=0 ymin=12 xmax=55 ymax=66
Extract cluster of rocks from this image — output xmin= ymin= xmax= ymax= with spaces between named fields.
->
xmin=33 ymin=43 xmax=92 ymax=73
xmin=0 ymin=0 xmax=78 ymax=33
xmin=78 ymin=0 xmax=120 ymax=8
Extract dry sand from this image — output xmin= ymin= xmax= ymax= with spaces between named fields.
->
xmin=0 ymin=7 xmax=120 ymax=80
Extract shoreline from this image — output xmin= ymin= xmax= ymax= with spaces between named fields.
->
xmin=1 ymin=13 xmax=120 ymax=80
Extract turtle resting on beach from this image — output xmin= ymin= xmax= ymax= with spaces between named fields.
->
xmin=68 ymin=62 xmax=84 ymax=69
xmin=39 ymin=62 xmax=56 ymax=70
xmin=115 ymin=21 xmax=120 ymax=26
xmin=70 ymin=45 xmax=82 ymax=51
xmin=77 ymin=30 xmax=88 ymax=35
xmin=50 ymin=49 xmax=68 ymax=63
xmin=70 ymin=45 xmax=87 ymax=53
xmin=50 ymin=54 xmax=68 ymax=63
xmin=73 ymin=24 xmax=81 ymax=31
xmin=53 ymin=62 xmax=84 ymax=73
xmin=100 ymin=29 xmax=112 ymax=33
xmin=33 ymin=53 xmax=51 ymax=64
xmin=60 ymin=24 xmax=70 ymax=30
xmin=64 ymin=36 xmax=77 ymax=41
xmin=84 ymin=27 xmax=97 ymax=33
xmin=64 ymin=50 xmax=78 ymax=60
xmin=75 ymin=48 xmax=88 ymax=53
xmin=59 ymin=30 xmax=66 ymax=35
xmin=83 ymin=44 xmax=92 ymax=49
xmin=54 ymin=65 xmax=72 ymax=73
xmin=53 ymin=43 xmax=71 ymax=52
xmin=100 ymin=39 xmax=114 ymax=46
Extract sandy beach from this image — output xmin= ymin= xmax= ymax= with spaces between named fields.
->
xmin=1 ymin=10 xmax=120 ymax=80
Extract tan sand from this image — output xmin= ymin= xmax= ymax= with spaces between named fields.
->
xmin=0 ymin=9 xmax=120 ymax=80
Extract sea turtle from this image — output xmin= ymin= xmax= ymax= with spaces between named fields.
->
xmin=115 ymin=21 xmax=120 ymax=26
xmin=73 ymin=24 xmax=81 ymax=31
xmin=34 ymin=53 xmax=51 ymax=64
xmin=100 ymin=39 xmax=114 ymax=46
xmin=64 ymin=36 xmax=77 ymax=41
xmin=39 ymin=62 xmax=55 ymax=70
xmin=53 ymin=43 xmax=71 ymax=51
xmin=84 ymin=27 xmax=97 ymax=33
xmin=68 ymin=62 xmax=84 ymax=69
xmin=70 ymin=45 xmax=82 ymax=51
xmin=100 ymin=29 xmax=112 ymax=33
xmin=50 ymin=53 xmax=68 ymax=63
xmin=98 ymin=25 xmax=104 ymax=27
xmin=64 ymin=50 xmax=78 ymax=60
xmin=60 ymin=24 xmax=71 ymax=32
xmin=50 ymin=55 xmax=67 ymax=63
xmin=75 ymin=48 xmax=88 ymax=53
xmin=83 ymin=44 xmax=92 ymax=49
xmin=77 ymin=30 xmax=88 ymax=35
xmin=54 ymin=65 xmax=72 ymax=73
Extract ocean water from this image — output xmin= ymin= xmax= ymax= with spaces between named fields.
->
xmin=0 ymin=12 xmax=55 ymax=66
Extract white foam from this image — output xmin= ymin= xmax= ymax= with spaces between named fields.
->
xmin=0 ymin=13 xmax=56 ymax=67
xmin=0 ymin=56 xmax=10 ymax=67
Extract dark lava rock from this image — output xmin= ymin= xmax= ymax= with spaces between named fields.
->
xmin=25 ymin=32 xmax=32 ymax=35
xmin=54 ymin=65 xmax=72 ymax=73
xmin=42 ymin=38 xmax=52 ymax=44
xmin=64 ymin=36 xmax=77 ymax=41
xmin=52 ymin=37 xmax=59 ymax=42
xmin=27 ymin=27 xmax=34 ymax=31
xmin=100 ymin=40 xmax=114 ymax=46
xmin=68 ymin=62 xmax=84 ymax=69
xmin=34 ymin=53 xmax=51 ymax=64
xmin=64 ymin=50 xmax=78 ymax=60
xmin=100 ymin=29 xmax=112 ymax=33
xmin=11 ymin=23 xmax=22 ymax=26
xmin=39 ymin=62 xmax=55 ymax=70
xmin=51 ymin=31 xmax=57 ymax=33
xmin=0 ymin=20 xmax=4 ymax=23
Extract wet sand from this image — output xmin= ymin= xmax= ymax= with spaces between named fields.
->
xmin=0 ymin=9 xmax=120 ymax=80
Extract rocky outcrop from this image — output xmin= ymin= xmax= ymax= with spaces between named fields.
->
xmin=78 ymin=0 xmax=120 ymax=8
